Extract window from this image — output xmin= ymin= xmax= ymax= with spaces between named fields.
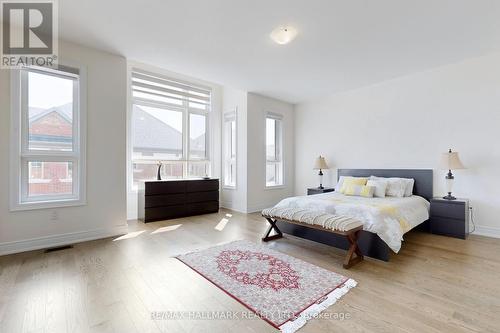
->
xmin=266 ymin=114 xmax=283 ymax=187
xmin=223 ymin=112 xmax=237 ymax=187
xmin=11 ymin=65 xmax=86 ymax=210
xmin=131 ymin=69 xmax=211 ymax=188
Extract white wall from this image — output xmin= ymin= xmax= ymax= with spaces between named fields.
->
xmin=221 ymin=87 xmax=248 ymax=212
xmin=294 ymin=52 xmax=500 ymax=237
xmin=247 ymin=93 xmax=295 ymax=212
xmin=0 ymin=41 xmax=128 ymax=255
xmin=126 ymin=61 xmax=223 ymax=220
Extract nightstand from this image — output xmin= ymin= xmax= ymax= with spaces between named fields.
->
xmin=429 ymin=197 xmax=469 ymax=239
xmin=307 ymin=187 xmax=335 ymax=195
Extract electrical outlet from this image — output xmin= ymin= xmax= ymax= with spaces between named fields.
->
xmin=50 ymin=210 xmax=59 ymax=221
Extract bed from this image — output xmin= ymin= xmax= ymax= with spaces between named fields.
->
xmin=274 ymin=169 xmax=433 ymax=261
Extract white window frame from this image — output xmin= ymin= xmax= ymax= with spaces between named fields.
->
xmin=10 ymin=64 xmax=87 ymax=211
xmin=265 ymin=113 xmax=284 ymax=188
xmin=130 ymin=68 xmax=212 ymax=190
xmin=223 ymin=110 xmax=237 ymax=189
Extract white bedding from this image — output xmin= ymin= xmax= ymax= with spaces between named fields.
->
xmin=274 ymin=192 xmax=430 ymax=253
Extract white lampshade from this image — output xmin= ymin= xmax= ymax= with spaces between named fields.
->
xmin=439 ymin=149 xmax=465 ymax=170
xmin=313 ymin=156 xmax=329 ymax=170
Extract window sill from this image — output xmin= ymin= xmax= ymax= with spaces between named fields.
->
xmin=265 ymin=185 xmax=287 ymax=190
xmin=10 ymin=198 xmax=87 ymax=212
xmin=222 ymin=185 xmax=237 ymax=190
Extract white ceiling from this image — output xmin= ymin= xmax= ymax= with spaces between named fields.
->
xmin=59 ymin=0 xmax=500 ymax=104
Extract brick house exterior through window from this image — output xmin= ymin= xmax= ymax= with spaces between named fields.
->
xmin=10 ymin=65 xmax=86 ymax=210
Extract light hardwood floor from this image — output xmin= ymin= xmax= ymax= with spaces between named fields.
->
xmin=1 ymin=209 xmax=499 ymax=333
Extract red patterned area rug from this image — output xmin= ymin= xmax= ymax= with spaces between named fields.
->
xmin=176 ymin=240 xmax=357 ymax=333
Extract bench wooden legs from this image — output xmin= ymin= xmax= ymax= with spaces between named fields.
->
xmin=343 ymin=230 xmax=364 ymax=269
xmin=262 ymin=218 xmax=283 ymax=242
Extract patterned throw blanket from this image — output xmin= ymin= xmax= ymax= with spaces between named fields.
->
xmin=262 ymin=207 xmax=363 ymax=232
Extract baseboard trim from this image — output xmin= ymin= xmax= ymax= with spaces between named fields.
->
xmin=220 ymin=201 xmax=247 ymax=214
xmin=473 ymin=225 xmax=500 ymax=239
xmin=0 ymin=224 xmax=129 ymax=256
xmin=246 ymin=203 xmax=276 ymax=214
xmin=221 ymin=202 xmax=271 ymax=214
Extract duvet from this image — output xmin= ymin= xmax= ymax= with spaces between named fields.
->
xmin=273 ymin=191 xmax=430 ymax=252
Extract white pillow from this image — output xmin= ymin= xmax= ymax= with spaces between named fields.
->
xmin=370 ymin=176 xmax=406 ymax=197
xmin=334 ymin=176 xmax=346 ymax=192
xmin=404 ymin=178 xmax=415 ymax=197
xmin=366 ymin=179 xmax=387 ymax=198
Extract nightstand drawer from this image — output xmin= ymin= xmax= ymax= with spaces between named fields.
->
xmin=430 ymin=201 xmax=466 ymax=220
xmin=430 ymin=217 xmax=468 ymax=239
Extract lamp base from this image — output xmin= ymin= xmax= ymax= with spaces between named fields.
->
xmin=318 ymin=170 xmax=324 ymax=190
xmin=443 ymin=193 xmax=456 ymax=200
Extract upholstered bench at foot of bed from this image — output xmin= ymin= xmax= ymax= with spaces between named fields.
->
xmin=261 ymin=207 xmax=364 ymax=269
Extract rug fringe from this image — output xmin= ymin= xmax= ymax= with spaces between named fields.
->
xmin=279 ymin=278 xmax=357 ymax=333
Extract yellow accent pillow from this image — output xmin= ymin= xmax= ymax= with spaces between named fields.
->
xmin=340 ymin=177 xmax=368 ymax=194
xmin=344 ymin=184 xmax=375 ymax=197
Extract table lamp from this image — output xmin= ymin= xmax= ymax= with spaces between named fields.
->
xmin=439 ymin=149 xmax=465 ymax=200
xmin=313 ymin=156 xmax=329 ymax=189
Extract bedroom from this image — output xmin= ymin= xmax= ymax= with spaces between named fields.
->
xmin=0 ymin=1 xmax=499 ymax=332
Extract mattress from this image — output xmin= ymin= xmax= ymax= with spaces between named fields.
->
xmin=273 ymin=192 xmax=430 ymax=253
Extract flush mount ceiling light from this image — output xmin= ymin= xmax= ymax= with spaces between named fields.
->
xmin=270 ymin=26 xmax=298 ymax=45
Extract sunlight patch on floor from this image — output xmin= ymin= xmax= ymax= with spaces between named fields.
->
xmin=113 ymin=230 xmax=146 ymax=241
xmin=215 ymin=218 xmax=229 ymax=231
xmin=151 ymin=224 xmax=182 ymax=234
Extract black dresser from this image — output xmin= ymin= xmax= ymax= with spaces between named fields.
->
xmin=138 ymin=179 xmax=219 ymax=222
xmin=429 ymin=197 xmax=469 ymax=239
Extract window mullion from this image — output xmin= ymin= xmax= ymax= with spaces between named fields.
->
xmin=21 ymin=155 xmax=78 ymax=162
xmin=21 ymin=150 xmax=78 ymax=158
xmin=187 ymin=108 xmax=208 ymax=116
xmin=205 ymin=110 xmax=209 ymax=162
xmin=183 ymin=98 xmax=189 ymax=178
xmin=134 ymin=98 xmax=185 ymax=113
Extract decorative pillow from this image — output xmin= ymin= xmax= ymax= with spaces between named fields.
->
xmin=366 ymin=179 xmax=387 ymax=198
xmin=334 ymin=176 xmax=346 ymax=192
xmin=370 ymin=176 xmax=406 ymax=197
xmin=340 ymin=177 xmax=368 ymax=194
xmin=404 ymin=178 xmax=415 ymax=197
xmin=335 ymin=176 xmax=367 ymax=192
xmin=344 ymin=184 xmax=375 ymax=198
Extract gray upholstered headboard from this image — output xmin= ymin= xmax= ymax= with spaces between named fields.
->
xmin=337 ymin=169 xmax=433 ymax=200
